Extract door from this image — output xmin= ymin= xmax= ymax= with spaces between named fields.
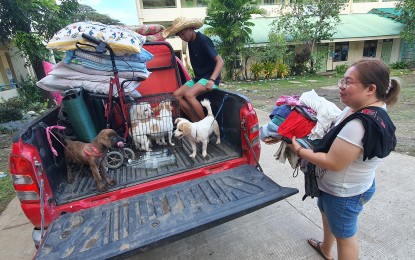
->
xmin=34 ymin=164 xmax=298 ymax=260
xmin=381 ymin=39 xmax=393 ymax=64
xmin=316 ymin=44 xmax=328 ymax=73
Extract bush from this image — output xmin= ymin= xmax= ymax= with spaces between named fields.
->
xmin=0 ymin=106 xmax=22 ymax=123
xmin=335 ymin=64 xmax=348 ymax=75
xmin=262 ymin=62 xmax=276 ymax=79
xmin=291 ymin=48 xmax=312 ymax=76
xmin=390 ymin=61 xmax=408 ymax=69
xmin=250 ymin=62 xmax=263 ymax=80
xmin=276 ymin=63 xmax=290 ymax=78
xmin=0 ymin=96 xmax=25 ymax=111
xmin=16 ymin=75 xmax=45 ymax=105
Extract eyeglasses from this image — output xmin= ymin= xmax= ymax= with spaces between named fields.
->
xmin=337 ymin=78 xmax=362 ymax=88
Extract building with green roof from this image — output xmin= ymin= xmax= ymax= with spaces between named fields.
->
xmin=247 ymin=13 xmax=404 ymax=71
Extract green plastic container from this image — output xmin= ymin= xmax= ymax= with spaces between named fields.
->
xmin=62 ymin=88 xmax=98 ymax=142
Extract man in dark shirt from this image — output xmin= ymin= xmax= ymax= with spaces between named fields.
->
xmin=163 ymin=17 xmax=224 ymax=122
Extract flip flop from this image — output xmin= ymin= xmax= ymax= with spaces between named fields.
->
xmin=307 ymin=238 xmax=333 ymax=260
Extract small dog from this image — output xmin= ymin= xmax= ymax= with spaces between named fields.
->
xmin=131 ymin=119 xmax=158 ymax=151
xmin=151 ymin=100 xmax=175 ymax=146
xmin=129 ymin=102 xmax=153 ymax=124
xmin=174 ymin=99 xmax=220 ymax=158
xmin=62 ymin=129 xmax=125 ymax=192
xmin=129 ymin=102 xmax=154 ymax=151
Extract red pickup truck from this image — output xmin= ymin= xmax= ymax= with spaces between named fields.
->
xmin=9 ymin=41 xmax=297 ymax=259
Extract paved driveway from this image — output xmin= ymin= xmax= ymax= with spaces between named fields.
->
xmin=1 ymin=109 xmax=414 ymax=259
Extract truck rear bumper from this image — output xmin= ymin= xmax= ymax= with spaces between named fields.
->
xmin=35 ymin=164 xmax=297 ymax=259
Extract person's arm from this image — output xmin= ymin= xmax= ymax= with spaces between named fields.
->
xmin=209 ymin=55 xmax=224 ymax=82
xmin=290 ymin=137 xmax=362 ymax=171
xmin=206 ymin=55 xmax=224 ymax=90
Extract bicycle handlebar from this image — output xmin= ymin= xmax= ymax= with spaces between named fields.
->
xmin=81 ymin=33 xmax=109 ymax=54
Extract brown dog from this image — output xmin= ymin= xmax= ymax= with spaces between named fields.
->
xmin=63 ymin=129 xmax=125 ymax=192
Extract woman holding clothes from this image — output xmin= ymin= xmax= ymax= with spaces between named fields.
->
xmin=287 ymin=58 xmax=400 ymax=260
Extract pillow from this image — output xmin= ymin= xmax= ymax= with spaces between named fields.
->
xmin=135 ymin=24 xmax=165 ymax=35
xmin=46 ymin=21 xmax=146 ymax=55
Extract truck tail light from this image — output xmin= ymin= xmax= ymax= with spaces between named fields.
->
xmin=241 ymin=102 xmax=261 ymax=165
xmin=9 ymin=154 xmax=40 ymax=203
xmin=249 ymin=123 xmax=260 ymax=146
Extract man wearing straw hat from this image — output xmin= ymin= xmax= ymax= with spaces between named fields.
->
xmin=163 ymin=16 xmax=224 ymax=122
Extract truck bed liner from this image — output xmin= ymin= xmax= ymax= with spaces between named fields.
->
xmin=54 ymin=138 xmax=240 ymax=205
xmin=35 ymin=164 xmax=298 ymax=260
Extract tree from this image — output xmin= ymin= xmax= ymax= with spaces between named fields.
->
xmin=0 ymin=0 xmax=79 ymax=103
xmin=396 ymin=0 xmax=415 ymax=43
xmin=204 ymin=0 xmax=266 ymax=80
xmin=76 ymin=4 xmax=123 ymax=25
xmin=0 ymin=0 xmax=79 ymax=80
xmin=272 ymin=0 xmax=346 ymax=74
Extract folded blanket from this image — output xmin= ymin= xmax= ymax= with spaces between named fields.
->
xmin=64 ymin=51 xmax=149 ymax=72
xmin=37 ymin=74 xmax=140 ymax=95
xmin=67 ymin=48 xmax=153 ymax=64
xmin=58 ymin=62 xmax=150 ymax=80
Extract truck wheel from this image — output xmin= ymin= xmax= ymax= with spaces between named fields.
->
xmin=106 ymin=151 xmax=124 ymax=169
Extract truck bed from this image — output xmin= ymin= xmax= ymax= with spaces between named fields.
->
xmin=54 ymin=137 xmax=240 ymax=205
xmin=17 ymin=90 xmax=249 ymax=206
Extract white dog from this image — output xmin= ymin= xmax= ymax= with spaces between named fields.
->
xmin=174 ymin=99 xmax=220 ymax=158
xmin=131 ymin=119 xmax=158 ymax=151
xmin=129 ymin=102 xmax=153 ymax=125
xmin=151 ymin=100 xmax=175 ymax=146
xmin=129 ymin=102 xmax=154 ymax=151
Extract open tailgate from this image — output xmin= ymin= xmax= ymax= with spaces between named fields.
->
xmin=35 ymin=165 xmax=298 ymax=259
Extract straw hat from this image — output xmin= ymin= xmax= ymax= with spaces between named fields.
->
xmin=162 ymin=17 xmax=204 ymax=38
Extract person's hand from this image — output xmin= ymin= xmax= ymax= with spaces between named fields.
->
xmin=264 ymin=137 xmax=280 ymax=145
xmin=206 ymin=80 xmax=214 ymax=91
xmin=286 ymin=136 xmax=301 ymax=153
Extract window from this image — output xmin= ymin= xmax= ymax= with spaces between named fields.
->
xmin=333 ymin=42 xmax=349 ymax=62
xmin=352 ymin=0 xmax=377 ymax=2
xmin=181 ymin=0 xmax=209 ymax=7
xmin=143 ymin=0 xmax=176 ymax=9
xmin=258 ymin=0 xmax=284 ymax=5
xmin=363 ymin=40 xmax=377 ymax=58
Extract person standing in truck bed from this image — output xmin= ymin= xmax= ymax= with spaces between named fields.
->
xmin=163 ymin=16 xmax=224 ymax=122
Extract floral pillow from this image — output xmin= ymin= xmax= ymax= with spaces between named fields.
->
xmin=47 ymin=21 xmax=146 ymax=55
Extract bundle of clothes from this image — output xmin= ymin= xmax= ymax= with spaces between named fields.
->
xmin=37 ymin=21 xmax=153 ymax=98
xmin=260 ymin=89 xmax=342 ymax=168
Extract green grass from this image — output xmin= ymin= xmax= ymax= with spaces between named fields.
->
xmin=0 ymin=174 xmax=15 ymax=213
xmin=224 ymin=74 xmax=339 ymax=92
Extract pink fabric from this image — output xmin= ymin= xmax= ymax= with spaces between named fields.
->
xmin=276 ymin=95 xmax=302 ymax=107
xmin=46 ymin=126 xmax=66 ymax=156
xmin=43 ymin=61 xmax=63 ymax=105
xmin=42 ymin=61 xmax=54 ymax=75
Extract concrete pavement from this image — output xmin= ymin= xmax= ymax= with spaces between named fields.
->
xmin=1 ymin=109 xmax=414 ymax=259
